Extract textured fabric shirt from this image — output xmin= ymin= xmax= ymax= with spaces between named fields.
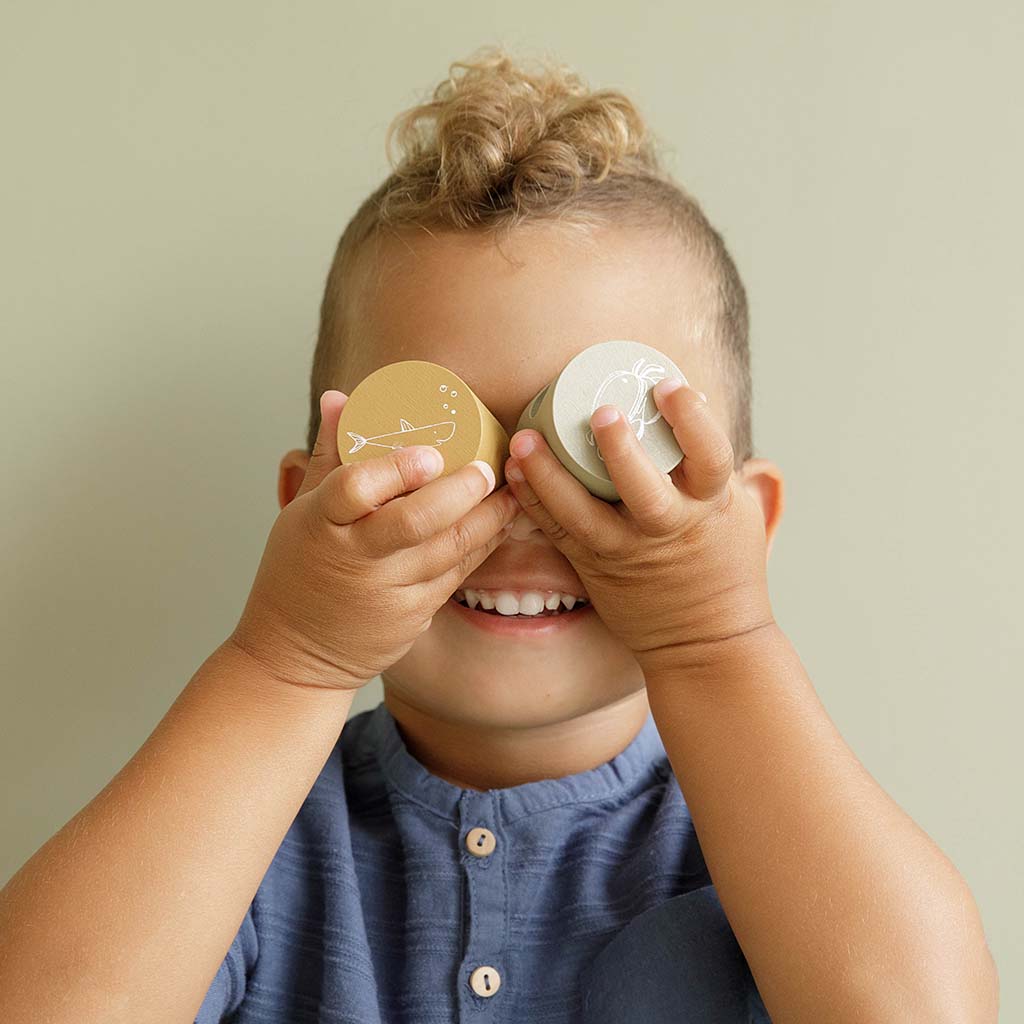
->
xmin=195 ymin=701 xmax=771 ymax=1023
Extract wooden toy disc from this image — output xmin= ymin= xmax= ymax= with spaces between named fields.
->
xmin=337 ymin=361 xmax=485 ymax=475
xmin=548 ymin=340 xmax=685 ymax=497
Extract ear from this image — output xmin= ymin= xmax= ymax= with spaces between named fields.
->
xmin=278 ymin=448 xmax=311 ymax=510
xmin=737 ymin=457 xmax=785 ymax=560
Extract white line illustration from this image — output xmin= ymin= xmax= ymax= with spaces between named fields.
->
xmin=585 ymin=358 xmax=666 ymax=460
xmin=347 ymin=418 xmax=456 ymax=454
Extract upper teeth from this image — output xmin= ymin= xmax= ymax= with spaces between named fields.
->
xmin=453 ymin=589 xmax=589 ymax=616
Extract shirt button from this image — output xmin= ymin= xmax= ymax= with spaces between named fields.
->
xmin=469 ymin=964 xmax=502 ymax=997
xmin=465 ymin=826 xmax=496 ymax=858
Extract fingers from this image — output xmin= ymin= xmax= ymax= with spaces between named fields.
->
xmin=411 ymin=484 xmax=521 ymax=582
xmin=430 ymin=515 xmax=518 ymax=599
xmin=586 ymin=405 xmax=682 ymax=535
xmin=651 ymin=379 xmax=735 ymax=501
xmin=316 ymin=445 xmax=447 ymax=525
xmin=295 ymin=390 xmax=349 ymax=500
xmin=356 ymin=460 xmax=516 ymax=554
xmin=503 ymin=430 xmax=623 ymax=549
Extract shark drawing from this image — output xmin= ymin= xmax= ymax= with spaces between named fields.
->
xmin=347 ymin=418 xmax=457 ymax=454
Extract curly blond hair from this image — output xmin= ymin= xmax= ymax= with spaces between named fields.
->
xmin=307 ymin=46 xmax=752 ymax=465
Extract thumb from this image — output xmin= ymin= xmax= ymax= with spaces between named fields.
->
xmin=295 ymin=390 xmax=348 ymax=499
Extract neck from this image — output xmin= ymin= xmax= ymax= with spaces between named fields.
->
xmin=380 ymin=685 xmax=652 ymax=791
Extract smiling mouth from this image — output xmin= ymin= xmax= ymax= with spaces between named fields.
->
xmin=451 ymin=588 xmax=590 ymax=617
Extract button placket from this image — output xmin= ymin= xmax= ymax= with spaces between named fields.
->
xmin=457 ymin=791 xmax=507 ymax=1016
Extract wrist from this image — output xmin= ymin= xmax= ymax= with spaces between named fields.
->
xmin=635 ymin=610 xmax=779 ymax=684
xmin=222 ymin=630 xmax=370 ymax=695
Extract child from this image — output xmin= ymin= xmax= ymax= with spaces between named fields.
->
xmin=0 ymin=47 xmax=998 ymax=1024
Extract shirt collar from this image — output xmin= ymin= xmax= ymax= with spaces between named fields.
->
xmin=366 ymin=701 xmax=669 ymax=823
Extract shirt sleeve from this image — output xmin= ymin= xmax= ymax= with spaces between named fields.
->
xmin=581 ymin=884 xmax=772 ymax=1023
xmin=193 ymin=902 xmax=259 ymax=1024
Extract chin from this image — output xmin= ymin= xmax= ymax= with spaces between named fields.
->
xmin=383 ymin=601 xmax=645 ymax=730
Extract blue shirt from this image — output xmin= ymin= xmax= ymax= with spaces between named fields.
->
xmin=195 ymin=701 xmax=771 ymax=1023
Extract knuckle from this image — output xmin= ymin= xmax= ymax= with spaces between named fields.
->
xmin=341 ymin=468 xmax=377 ymax=512
xmin=396 ymin=501 xmax=438 ymax=545
xmin=446 ymin=516 xmax=475 ymax=557
xmin=602 ymin=530 xmax=629 ymax=559
xmin=706 ymin=440 xmax=736 ymax=478
xmin=638 ymin=496 xmax=677 ymax=535
xmin=528 ymin=500 xmax=571 ymax=541
xmin=434 ymin=554 xmax=468 ymax=595
xmin=711 ymin=482 xmax=737 ymax=519
xmin=394 ymin=449 xmax=427 ymax=490
xmin=516 ymin=485 xmax=545 ymax=517
xmin=458 ymin=463 xmax=490 ymax=500
xmin=545 ymin=517 xmax=570 ymax=543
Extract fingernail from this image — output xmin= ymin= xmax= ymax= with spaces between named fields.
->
xmin=590 ymin=405 xmax=620 ymax=428
xmin=470 ymin=460 xmax=496 ymax=492
xmin=653 ymin=376 xmax=686 ymax=399
xmin=506 ymin=460 xmax=525 ymax=483
xmin=509 ymin=432 xmax=536 ymax=458
xmin=696 ymin=391 xmax=708 ymax=404
xmin=417 ymin=447 xmax=444 ymax=474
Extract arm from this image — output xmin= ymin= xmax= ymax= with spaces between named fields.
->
xmin=502 ymin=381 xmax=999 ymax=1024
xmin=0 ymin=390 xmax=518 ymax=1024
xmin=643 ymin=625 xmax=999 ymax=1024
xmin=0 ymin=641 xmax=355 ymax=1024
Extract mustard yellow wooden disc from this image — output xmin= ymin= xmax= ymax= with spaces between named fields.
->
xmin=337 ymin=361 xmax=509 ymax=484
xmin=517 ymin=340 xmax=685 ymax=501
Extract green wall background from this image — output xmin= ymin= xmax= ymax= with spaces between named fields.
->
xmin=2 ymin=2 xmax=1019 ymax=1016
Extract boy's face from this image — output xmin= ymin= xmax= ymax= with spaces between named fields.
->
xmin=290 ymin=220 xmax=772 ymax=733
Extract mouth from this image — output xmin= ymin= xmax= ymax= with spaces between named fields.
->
xmin=451 ymin=587 xmax=589 ymax=616
xmin=446 ymin=587 xmax=594 ymax=636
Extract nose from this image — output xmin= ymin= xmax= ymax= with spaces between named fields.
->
xmin=506 ymin=509 xmax=544 ymax=541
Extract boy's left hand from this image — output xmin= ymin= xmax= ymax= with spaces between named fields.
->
xmin=504 ymin=378 xmax=775 ymax=673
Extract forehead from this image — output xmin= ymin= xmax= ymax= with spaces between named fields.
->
xmin=339 ymin=221 xmax=716 ymax=433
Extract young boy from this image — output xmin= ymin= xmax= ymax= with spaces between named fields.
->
xmin=0 ymin=48 xmax=998 ymax=1024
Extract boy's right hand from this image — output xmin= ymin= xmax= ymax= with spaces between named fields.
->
xmin=228 ymin=390 xmax=520 ymax=691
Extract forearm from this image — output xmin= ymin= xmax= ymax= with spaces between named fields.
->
xmin=643 ymin=624 xmax=998 ymax=1024
xmin=0 ymin=639 xmax=356 ymax=1024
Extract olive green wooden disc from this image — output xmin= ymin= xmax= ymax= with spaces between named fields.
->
xmin=516 ymin=340 xmax=686 ymax=501
xmin=337 ymin=361 xmax=509 ymax=484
